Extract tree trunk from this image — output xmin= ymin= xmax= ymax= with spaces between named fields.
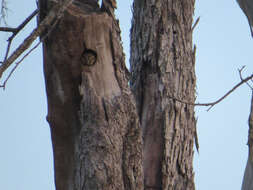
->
xmin=39 ymin=0 xmax=196 ymax=189
xmin=242 ymin=93 xmax=253 ymax=190
xmin=39 ymin=1 xmax=143 ymax=189
xmin=130 ymin=0 xmax=197 ymax=189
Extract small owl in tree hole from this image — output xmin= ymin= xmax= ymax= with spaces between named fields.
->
xmin=80 ymin=43 xmax=97 ymax=67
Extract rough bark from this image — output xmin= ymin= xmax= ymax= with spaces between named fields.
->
xmin=242 ymin=93 xmax=253 ymax=190
xmin=130 ymin=0 xmax=196 ymax=189
xmin=40 ymin=1 xmax=143 ymax=189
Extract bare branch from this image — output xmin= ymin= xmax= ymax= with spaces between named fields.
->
xmin=170 ymin=73 xmax=253 ymax=111
xmin=0 ymin=27 xmax=17 ymax=32
xmin=0 ymin=0 xmax=74 ymax=80
xmin=0 ymin=10 xmax=61 ymax=89
xmin=238 ymin=66 xmax=253 ymax=90
xmin=1 ymin=9 xmax=39 ymax=63
xmin=14 ymin=9 xmax=39 ymax=35
xmin=192 ymin=16 xmax=200 ymax=31
xmin=0 ymin=9 xmax=38 ymax=33
xmin=0 ymin=0 xmax=8 ymax=25
xmin=0 ymin=41 xmax=41 ymax=89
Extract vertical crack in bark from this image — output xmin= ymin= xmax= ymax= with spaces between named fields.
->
xmin=102 ymin=98 xmax=109 ymax=122
xmin=138 ymin=77 xmax=144 ymax=124
xmin=122 ymin=136 xmax=130 ymax=190
xmin=108 ymin=28 xmax=121 ymax=91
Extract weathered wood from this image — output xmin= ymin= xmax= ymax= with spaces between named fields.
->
xmin=40 ymin=1 xmax=143 ymax=189
xmin=242 ymin=93 xmax=253 ymax=190
xmin=131 ymin=0 xmax=196 ymax=189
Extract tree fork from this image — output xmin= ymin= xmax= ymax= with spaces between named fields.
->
xmin=40 ymin=1 xmax=143 ymax=189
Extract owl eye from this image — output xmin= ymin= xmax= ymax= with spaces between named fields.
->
xmin=81 ymin=49 xmax=97 ymax=66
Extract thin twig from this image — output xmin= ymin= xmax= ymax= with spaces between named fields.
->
xmin=0 ymin=12 xmax=61 ymax=89
xmin=2 ymin=9 xmax=39 ymax=62
xmin=238 ymin=66 xmax=253 ymax=90
xmin=195 ymin=73 xmax=253 ymax=109
xmin=0 ymin=27 xmax=17 ymax=32
xmin=170 ymin=73 xmax=253 ymax=111
xmin=0 ymin=41 xmax=41 ymax=89
xmin=3 ymin=38 xmax=11 ymax=61
xmin=192 ymin=16 xmax=200 ymax=31
xmin=0 ymin=0 xmax=8 ymax=25
xmin=13 ymin=9 xmax=39 ymax=36
xmin=0 ymin=0 xmax=74 ymax=80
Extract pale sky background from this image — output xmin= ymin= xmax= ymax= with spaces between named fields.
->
xmin=0 ymin=0 xmax=253 ymax=189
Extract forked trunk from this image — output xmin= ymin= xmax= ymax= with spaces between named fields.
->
xmin=39 ymin=0 xmax=196 ymax=189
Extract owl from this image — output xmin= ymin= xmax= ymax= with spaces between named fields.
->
xmin=81 ymin=50 xmax=97 ymax=66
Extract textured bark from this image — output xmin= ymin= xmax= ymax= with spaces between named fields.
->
xmin=40 ymin=1 xmax=143 ymax=189
xmin=242 ymin=93 xmax=253 ymax=190
xmin=130 ymin=0 xmax=196 ymax=189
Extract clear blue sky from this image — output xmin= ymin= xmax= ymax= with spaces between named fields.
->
xmin=0 ymin=0 xmax=253 ymax=189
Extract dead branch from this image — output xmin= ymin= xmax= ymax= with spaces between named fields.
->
xmin=0 ymin=27 xmax=17 ymax=32
xmin=0 ymin=9 xmax=39 ymax=62
xmin=192 ymin=16 xmax=200 ymax=31
xmin=0 ymin=0 xmax=8 ymax=25
xmin=170 ymin=73 xmax=253 ymax=111
xmin=238 ymin=66 xmax=253 ymax=90
xmin=0 ymin=10 xmax=61 ymax=89
xmin=0 ymin=0 xmax=74 ymax=80
xmin=0 ymin=41 xmax=41 ymax=89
